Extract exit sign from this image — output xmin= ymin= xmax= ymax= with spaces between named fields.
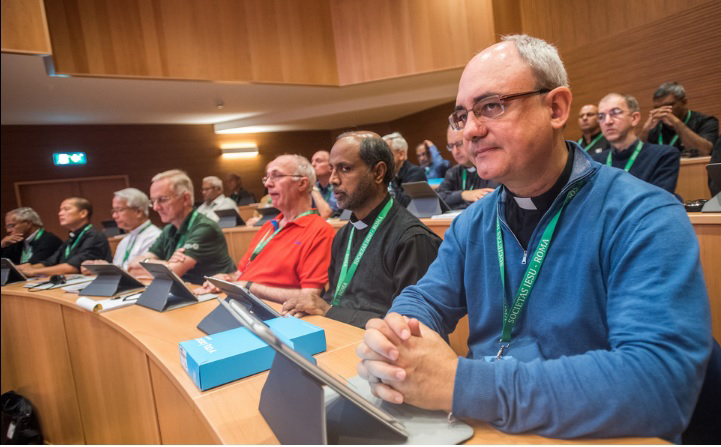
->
xmin=53 ymin=152 xmax=87 ymax=166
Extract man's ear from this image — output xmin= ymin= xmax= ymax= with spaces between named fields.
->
xmin=547 ymin=87 xmax=572 ymax=130
xmin=374 ymin=162 xmax=388 ymax=184
xmin=631 ymin=111 xmax=642 ymax=127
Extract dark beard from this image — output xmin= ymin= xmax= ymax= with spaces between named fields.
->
xmin=336 ymin=173 xmax=376 ymax=211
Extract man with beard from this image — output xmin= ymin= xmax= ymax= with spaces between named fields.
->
xmin=281 ymin=132 xmax=442 ymax=328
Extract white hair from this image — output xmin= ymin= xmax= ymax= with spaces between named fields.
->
xmin=113 ymin=187 xmax=151 ymax=216
xmin=382 ymin=132 xmax=408 ymax=155
xmin=151 ymin=169 xmax=194 ymax=202
xmin=501 ymin=34 xmax=568 ymax=89
xmin=202 ymin=176 xmax=224 ymax=192
xmin=7 ymin=207 xmax=43 ymax=226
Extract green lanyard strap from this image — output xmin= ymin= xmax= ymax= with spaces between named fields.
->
xmin=577 ymin=133 xmax=604 ymax=151
xmin=606 ymin=140 xmax=643 ymax=172
xmin=122 ymin=221 xmax=152 ymax=264
xmin=65 ymin=225 xmax=92 ymax=259
xmin=657 ymin=110 xmax=691 ymax=147
xmin=21 ymin=229 xmax=44 ymax=263
xmin=175 ymin=211 xmax=198 ymax=251
xmin=462 ymin=168 xmax=467 ymax=191
xmin=332 ymin=198 xmax=394 ymax=305
xmin=495 ymin=180 xmax=587 ymax=358
xmin=249 ymin=210 xmax=319 ymax=261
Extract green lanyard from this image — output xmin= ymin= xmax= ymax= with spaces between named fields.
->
xmin=332 ymin=198 xmax=393 ymax=305
xmin=606 ymin=140 xmax=643 ymax=172
xmin=462 ymin=168 xmax=467 ymax=190
xmin=249 ymin=210 xmax=319 ymax=261
xmin=657 ymin=110 xmax=690 ymax=147
xmin=495 ymin=180 xmax=586 ymax=359
xmin=175 ymin=211 xmax=198 ymax=251
xmin=21 ymin=228 xmax=44 ymax=263
xmin=122 ymin=221 xmax=152 ymax=264
xmin=65 ymin=225 xmax=92 ymax=259
xmin=577 ymin=133 xmax=603 ymax=151
xmin=321 ymin=185 xmax=333 ymax=202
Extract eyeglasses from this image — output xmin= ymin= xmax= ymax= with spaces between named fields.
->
xmin=110 ymin=207 xmax=137 ymax=214
xmin=597 ymin=108 xmax=627 ymax=122
xmin=149 ymin=195 xmax=175 ymax=206
xmin=262 ymin=174 xmax=304 ymax=184
xmin=449 ymin=89 xmax=551 ymax=131
xmin=446 ymin=141 xmax=463 ymax=151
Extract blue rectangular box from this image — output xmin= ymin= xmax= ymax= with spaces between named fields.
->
xmin=179 ymin=317 xmax=326 ymax=391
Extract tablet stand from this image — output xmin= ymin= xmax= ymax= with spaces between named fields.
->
xmin=1 ymin=266 xmax=25 ymax=286
xmin=702 ymin=193 xmax=720 ymax=212
xmin=197 ymin=296 xmax=279 ymax=335
xmin=136 ymin=276 xmax=195 ymax=312
xmin=259 ymin=353 xmax=406 ymax=445
xmin=406 ymin=197 xmax=443 ymax=218
xmin=216 ymin=212 xmax=244 ymax=228
xmin=80 ymin=270 xmax=142 ymax=297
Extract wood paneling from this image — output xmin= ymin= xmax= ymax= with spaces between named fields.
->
xmin=689 ymin=213 xmax=721 ymax=343
xmin=0 ymin=295 xmax=85 ymax=444
xmin=62 ymin=306 xmax=161 ymax=444
xmin=44 ymin=0 xmax=339 ymax=84
xmin=1 ymin=0 xmax=51 ymax=54
xmin=678 ymin=157 xmax=713 ymax=201
xmin=330 ymin=0 xmax=496 ymax=85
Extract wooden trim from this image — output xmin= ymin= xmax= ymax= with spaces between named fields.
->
xmin=680 ymin=156 xmax=712 ymax=166
xmin=14 ymin=174 xmax=129 ymax=207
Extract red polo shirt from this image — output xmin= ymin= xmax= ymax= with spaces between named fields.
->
xmin=237 ymin=212 xmax=334 ymax=289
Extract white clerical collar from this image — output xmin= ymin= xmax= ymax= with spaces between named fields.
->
xmin=512 ymin=197 xmax=537 ymax=210
xmin=466 ymin=166 xmax=476 ymax=173
xmin=351 ymin=220 xmax=368 ymax=230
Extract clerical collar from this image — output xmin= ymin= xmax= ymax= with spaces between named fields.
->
xmin=69 ymin=223 xmax=90 ymax=238
xmin=350 ymin=194 xmax=392 ymax=230
xmin=25 ymin=229 xmax=40 ymax=244
xmin=465 ymin=165 xmax=477 ymax=173
xmin=508 ymin=143 xmax=575 ymax=213
xmin=612 ymin=138 xmax=641 ymax=159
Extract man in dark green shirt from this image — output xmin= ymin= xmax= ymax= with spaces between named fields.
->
xmin=128 ymin=169 xmax=236 ymax=284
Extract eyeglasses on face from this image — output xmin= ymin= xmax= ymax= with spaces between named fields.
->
xmin=149 ymin=195 xmax=175 ymax=206
xmin=446 ymin=141 xmax=463 ymax=151
xmin=110 ymin=207 xmax=138 ymax=215
xmin=597 ymin=108 xmax=627 ymax=122
xmin=449 ymin=89 xmax=551 ymax=131
xmin=262 ymin=173 xmax=304 ymax=184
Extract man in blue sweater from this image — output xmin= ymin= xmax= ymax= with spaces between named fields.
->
xmin=592 ymin=93 xmax=680 ymax=195
xmin=356 ymin=35 xmax=711 ymax=442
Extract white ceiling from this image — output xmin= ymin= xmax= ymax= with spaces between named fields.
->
xmin=1 ymin=53 xmax=462 ymax=131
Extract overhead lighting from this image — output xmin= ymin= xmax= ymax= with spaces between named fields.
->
xmin=220 ymin=142 xmax=258 ymax=158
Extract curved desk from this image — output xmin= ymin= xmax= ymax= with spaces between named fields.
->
xmin=1 ymin=284 xmax=663 ymax=444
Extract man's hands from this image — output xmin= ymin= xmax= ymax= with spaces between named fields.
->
xmin=80 ymin=259 xmax=109 ymax=275
xmin=281 ymin=289 xmax=330 ymax=317
xmin=356 ymin=313 xmax=458 ymax=411
xmin=193 ymin=272 xmax=240 ymax=295
xmin=642 ymin=105 xmax=681 ymax=136
xmin=1 ymin=233 xmax=24 ymax=249
xmin=461 ymin=188 xmax=494 ymax=202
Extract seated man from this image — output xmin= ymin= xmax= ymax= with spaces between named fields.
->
xmin=128 ymin=170 xmax=236 ymax=284
xmin=593 ymin=93 xmax=680 ymax=194
xmin=82 ymin=188 xmax=161 ymax=271
xmin=1 ymin=207 xmax=62 ymax=265
xmin=576 ymin=104 xmax=608 ymax=154
xmin=281 ymin=132 xmax=442 ymax=328
xmin=357 ymin=35 xmax=710 ymax=442
xmin=415 ymin=139 xmax=451 ymax=179
xmin=196 ymin=176 xmax=239 ymax=222
xmin=18 ymin=198 xmax=112 ymax=276
xmin=640 ymin=81 xmax=719 ymax=157
xmin=383 ymin=132 xmax=427 ymax=207
xmin=310 ymin=150 xmax=339 ymax=218
xmin=226 ymin=173 xmax=257 ymax=205
xmin=436 ymin=125 xmax=498 ymax=209
xmin=195 ymin=155 xmax=335 ymax=303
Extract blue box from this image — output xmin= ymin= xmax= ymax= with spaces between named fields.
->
xmin=179 ymin=317 xmax=326 ymax=391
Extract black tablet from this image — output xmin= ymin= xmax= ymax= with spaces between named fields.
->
xmin=214 ymin=208 xmax=246 ymax=228
xmin=1 ymin=257 xmax=28 ymax=286
xmin=80 ymin=263 xmax=145 ymax=297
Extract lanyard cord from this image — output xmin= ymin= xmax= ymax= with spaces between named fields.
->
xmin=577 ymin=133 xmax=604 ymax=151
xmin=606 ymin=140 xmax=643 ymax=172
xmin=65 ymin=225 xmax=92 ymax=259
xmin=122 ymin=221 xmax=153 ymax=264
xmin=249 ymin=210 xmax=319 ymax=262
xmin=21 ymin=229 xmax=44 ymax=263
xmin=657 ymin=110 xmax=691 ymax=147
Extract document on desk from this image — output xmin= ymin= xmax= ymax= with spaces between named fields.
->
xmin=24 ymin=276 xmax=94 ymax=290
xmin=76 ymin=292 xmax=141 ymax=313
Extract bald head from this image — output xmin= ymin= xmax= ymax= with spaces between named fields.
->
xmin=311 ymin=150 xmax=331 ymax=182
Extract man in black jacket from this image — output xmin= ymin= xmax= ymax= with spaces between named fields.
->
xmin=281 ymin=131 xmax=441 ymax=328
xmin=383 ymin=132 xmax=427 ymax=207
xmin=1 ymin=207 xmax=62 ymax=265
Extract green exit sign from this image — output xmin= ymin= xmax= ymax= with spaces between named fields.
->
xmin=53 ymin=152 xmax=87 ymax=166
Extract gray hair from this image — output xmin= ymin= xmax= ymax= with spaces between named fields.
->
xmin=337 ymin=131 xmax=395 ymax=185
xmin=291 ymin=155 xmax=316 ymax=191
xmin=202 ymin=176 xmax=224 ymax=192
xmin=7 ymin=207 xmax=43 ymax=226
xmin=653 ymin=82 xmax=686 ymax=101
xmin=113 ymin=188 xmax=151 ymax=216
xmin=501 ymin=34 xmax=568 ymax=89
xmin=382 ymin=132 xmax=408 ymax=155
xmin=151 ymin=169 xmax=194 ymax=202
xmin=601 ymin=93 xmax=640 ymax=114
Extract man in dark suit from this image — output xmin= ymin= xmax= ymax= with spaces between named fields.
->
xmin=1 ymin=207 xmax=62 ymax=265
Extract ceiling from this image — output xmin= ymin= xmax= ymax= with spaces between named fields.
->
xmin=1 ymin=53 xmax=462 ymax=132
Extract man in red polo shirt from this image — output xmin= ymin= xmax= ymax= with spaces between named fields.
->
xmin=195 ymin=154 xmax=335 ymax=303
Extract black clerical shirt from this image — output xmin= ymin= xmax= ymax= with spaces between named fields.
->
xmin=505 ymin=145 xmax=574 ymax=250
xmin=42 ymin=224 xmax=112 ymax=269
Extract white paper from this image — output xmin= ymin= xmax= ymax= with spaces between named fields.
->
xmin=75 ymin=293 xmax=140 ymax=313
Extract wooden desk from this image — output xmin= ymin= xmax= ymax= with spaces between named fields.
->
xmin=677 ymin=156 xmax=711 ymax=200
xmin=1 ymin=284 xmax=662 ymax=444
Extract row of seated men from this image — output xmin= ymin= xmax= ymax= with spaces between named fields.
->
xmin=1 ymin=34 xmax=717 ymax=443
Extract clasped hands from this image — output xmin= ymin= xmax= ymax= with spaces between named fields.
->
xmin=356 ymin=313 xmax=458 ymax=412
xmin=643 ymin=105 xmax=682 ymax=133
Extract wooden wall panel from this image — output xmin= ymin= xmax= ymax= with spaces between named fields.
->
xmin=0 ymin=124 xmax=335 ymax=229
xmin=1 ymin=0 xmax=52 ymax=54
xmin=330 ymin=0 xmax=496 ymax=85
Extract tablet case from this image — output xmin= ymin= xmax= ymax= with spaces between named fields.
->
xmin=401 ymin=181 xmax=451 ymax=218
xmin=1 ymin=258 xmax=27 ymax=286
xmin=80 ymin=264 xmax=145 ymax=297
xmin=214 ymin=208 xmax=245 ymax=228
